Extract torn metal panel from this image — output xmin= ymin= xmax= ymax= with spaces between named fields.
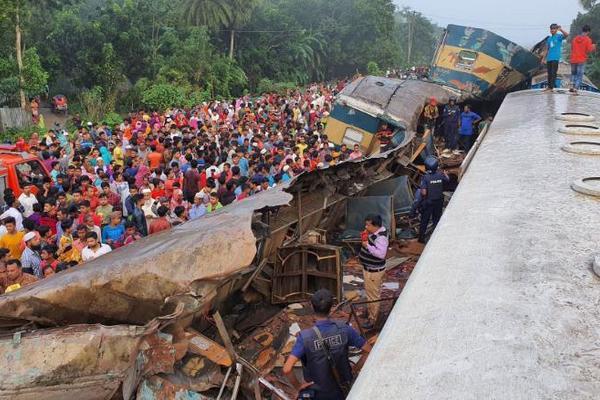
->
xmin=0 ymin=324 xmax=164 ymax=400
xmin=0 ymin=189 xmax=292 ymax=328
xmin=272 ymin=244 xmax=342 ymax=304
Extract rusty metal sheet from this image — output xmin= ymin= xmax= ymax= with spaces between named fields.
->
xmin=0 ymin=324 xmax=161 ymax=400
xmin=0 ymin=189 xmax=292 ymax=328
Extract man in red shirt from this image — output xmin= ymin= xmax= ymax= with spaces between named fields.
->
xmin=570 ymin=24 xmax=596 ymax=93
xmin=148 ymin=205 xmax=171 ymax=234
xmin=147 ymin=145 xmax=163 ymax=170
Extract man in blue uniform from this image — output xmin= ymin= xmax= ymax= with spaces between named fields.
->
xmin=283 ymin=289 xmax=372 ymax=400
xmin=441 ymin=97 xmax=460 ymax=155
xmin=544 ymin=23 xmax=569 ymax=91
xmin=458 ymin=105 xmax=481 ymax=153
xmin=418 ymin=156 xmax=449 ymax=243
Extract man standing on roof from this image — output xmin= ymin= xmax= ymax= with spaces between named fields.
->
xmin=544 ymin=23 xmax=569 ymax=92
xmin=570 ymin=24 xmax=596 ymax=94
xmin=418 ymin=156 xmax=449 ymax=244
xmin=358 ymin=214 xmax=389 ymax=330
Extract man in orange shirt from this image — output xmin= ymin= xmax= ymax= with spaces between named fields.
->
xmin=570 ymin=24 xmax=596 ymax=93
xmin=0 ymin=217 xmax=25 ymax=259
xmin=147 ymin=145 xmax=163 ymax=170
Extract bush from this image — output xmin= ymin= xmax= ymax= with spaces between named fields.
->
xmin=0 ymin=125 xmax=42 ymax=144
xmin=141 ymin=83 xmax=185 ymax=111
xmin=78 ymin=87 xmax=105 ymax=123
xmin=367 ymin=61 xmax=383 ymax=76
xmin=102 ymin=112 xmax=124 ymax=127
xmin=256 ymin=78 xmax=296 ymax=95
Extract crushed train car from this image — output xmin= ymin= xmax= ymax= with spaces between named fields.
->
xmin=325 ymin=76 xmax=461 ymax=155
xmin=430 ymin=24 xmax=541 ymax=99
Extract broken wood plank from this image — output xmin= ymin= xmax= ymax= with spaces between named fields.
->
xmin=185 ymin=328 xmax=233 ymax=367
xmin=213 ymin=311 xmax=238 ymax=364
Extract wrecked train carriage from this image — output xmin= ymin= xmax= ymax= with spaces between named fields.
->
xmin=431 ymin=24 xmax=540 ymax=99
xmin=325 ymin=76 xmax=461 ymax=155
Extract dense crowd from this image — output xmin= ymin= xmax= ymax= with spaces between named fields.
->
xmin=0 ymin=82 xmax=366 ymax=293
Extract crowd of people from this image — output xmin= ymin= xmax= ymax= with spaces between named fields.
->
xmin=0 ymin=81 xmax=367 ymax=294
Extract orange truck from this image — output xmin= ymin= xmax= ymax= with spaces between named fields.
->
xmin=0 ymin=144 xmax=50 ymax=199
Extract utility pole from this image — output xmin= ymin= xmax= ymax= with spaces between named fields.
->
xmin=407 ymin=11 xmax=413 ymax=67
xmin=15 ymin=2 xmax=26 ymax=109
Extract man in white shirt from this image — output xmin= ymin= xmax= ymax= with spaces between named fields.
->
xmin=0 ymin=197 xmax=23 ymax=231
xmin=17 ymin=185 xmax=38 ymax=218
xmin=81 ymin=231 xmax=112 ymax=262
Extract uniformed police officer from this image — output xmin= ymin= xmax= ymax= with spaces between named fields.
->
xmin=418 ymin=156 xmax=449 ymax=243
xmin=441 ymin=97 xmax=461 ymax=155
xmin=283 ymin=289 xmax=372 ymax=400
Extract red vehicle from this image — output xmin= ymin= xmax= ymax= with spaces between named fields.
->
xmin=52 ymin=94 xmax=68 ymax=115
xmin=0 ymin=145 xmax=50 ymax=199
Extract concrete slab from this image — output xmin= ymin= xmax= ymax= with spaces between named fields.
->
xmin=349 ymin=90 xmax=600 ymax=400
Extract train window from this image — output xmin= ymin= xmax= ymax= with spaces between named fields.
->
xmin=342 ymin=128 xmax=364 ymax=147
xmin=456 ymin=50 xmax=478 ymax=69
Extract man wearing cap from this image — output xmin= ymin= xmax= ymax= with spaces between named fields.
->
xmin=423 ymin=97 xmax=439 ymax=132
xmin=20 ymin=231 xmax=43 ymax=278
xmin=358 ymin=214 xmax=389 ymax=330
xmin=189 ymin=192 xmax=207 ymax=220
xmin=283 ymin=289 xmax=371 ymax=400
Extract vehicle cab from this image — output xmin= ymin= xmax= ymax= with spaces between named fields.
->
xmin=0 ymin=145 xmax=50 ymax=203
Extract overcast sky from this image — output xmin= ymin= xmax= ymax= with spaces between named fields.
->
xmin=396 ymin=0 xmax=585 ymax=47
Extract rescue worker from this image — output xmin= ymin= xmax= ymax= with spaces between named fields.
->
xmin=358 ymin=214 xmax=389 ymax=329
xmin=441 ymin=97 xmax=461 ymax=156
xmin=418 ymin=156 xmax=449 ymax=243
xmin=283 ymin=289 xmax=372 ymax=400
xmin=423 ymin=97 xmax=439 ymax=132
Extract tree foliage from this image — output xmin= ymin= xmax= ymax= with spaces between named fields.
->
xmin=0 ymin=0 xmax=440 ymax=111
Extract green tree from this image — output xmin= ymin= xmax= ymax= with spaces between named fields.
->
xmin=579 ymin=0 xmax=598 ymax=10
xmin=183 ymin=0 xmax=260 ymax=59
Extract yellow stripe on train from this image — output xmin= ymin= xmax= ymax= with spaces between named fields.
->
xmin=433 ymin=45 xmax=525 ymax=86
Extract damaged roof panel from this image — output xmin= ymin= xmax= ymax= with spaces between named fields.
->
xmin=337 ymin=77 xmax=462 ymax=129
xmin=0 ymin=189 xmax=292 ymax=327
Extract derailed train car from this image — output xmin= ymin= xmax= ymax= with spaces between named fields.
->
xmin=325 ymin=76 xmax=461 ymax=154
xmin=430 ymin=24 xmax=541 ymax=99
